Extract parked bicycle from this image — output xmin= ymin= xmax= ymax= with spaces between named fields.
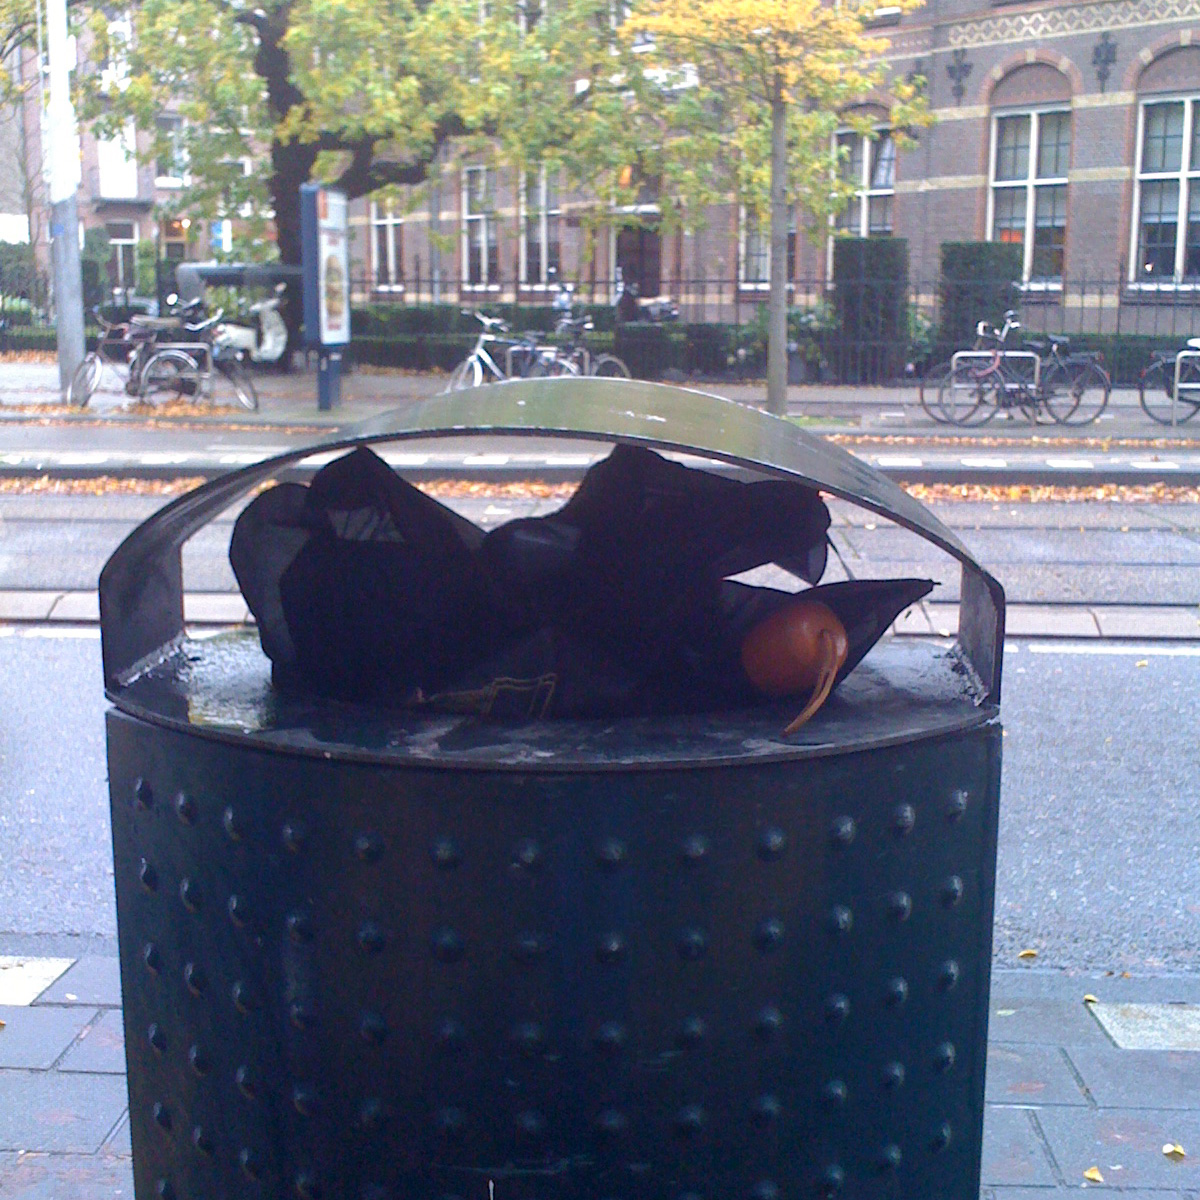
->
xmin=551 ymin=286 xmax=630 ymax=378
xmin=923 ymin=311 xmax=1111 ymax=426
xmin=69 ymin=299 xmax=257 ymax=410
xmin=444 ymin=311 xmax=579 ymax=391
xmin=1138 ymin=340 xmax=1200 ymax=425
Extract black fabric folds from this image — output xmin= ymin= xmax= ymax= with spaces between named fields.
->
xmin=230 ymin=444 xmax=929 ymax=721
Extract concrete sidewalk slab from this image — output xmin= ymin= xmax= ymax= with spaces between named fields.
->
xmin=981 ymin=1107 xmax=1059 ymax=1188
xmin=0 ymin=1006 xmax=98 ymax=1069
xmin=0 ymin=592 xmax=61 ymax=621
xmin=1090 ymin=1001 xmax=1200 ymax=1050
xmin=58 ymin=1009 xmax=126 ymax=1075
xmin=0 ymin=1070 xmax=128 ymax=1153
xmin=985 ymin=1043 xmax=1089 ymax=1106
xmin=1036 ymin=1107 xmax=1200 ymax=1190
xmin=1094 ymin=606 xmax=1200 ymax=638
xmin=1066 ymin=1045 xmax=1200 ymax=1109
xmin=35 ymin=957 xmax=122 ymax=1008
xmin=987 ymin=997 xmax=1114 ymax=1047
xmin=1002 ymin=606 xmax=1100 ymax=638
xmin=0 ymin=1150 xmax=133 ymax=1200
xmin=0 ymin=957 xmax=74 ymax=1006
xmin=46 ymin=592 xmax=99 ymax=622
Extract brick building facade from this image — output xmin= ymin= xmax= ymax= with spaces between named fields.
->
xmin=6 ymin=0 xmax=1200 ymax=329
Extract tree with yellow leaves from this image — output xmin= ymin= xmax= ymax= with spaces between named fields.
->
xmin=623 ymin=0 xmax=929 ymax=413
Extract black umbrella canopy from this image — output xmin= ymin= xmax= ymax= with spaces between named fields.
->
xmin=100 ymin=378 xmax=1004 ymax=703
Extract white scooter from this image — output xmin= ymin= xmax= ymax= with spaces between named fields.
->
xmin=213 ymin=283 xmax=288 ymax=365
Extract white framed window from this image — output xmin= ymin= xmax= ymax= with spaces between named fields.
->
xmin=520 ymin=167 xmax=561 ymax=286
xmin=371 ymin=200 xmax=404 ymax=291
xmin=987 ymin=108 xmax=1070 ymax=283
xmin=97 ymin=121 xmax=139 ymax=200
xmin=740 ymin=207 xmax=797 ymax=289
xmin=462 ymin=166 xmax=498 ymax=289
xmin=155 ymin=115 xmax=187 ymax=188
xmin=836 ymin=129 xmax=896 ymax=237
xmin=105 ymin=221 xmax=138 ymax=294
xmin=1129 ymin=96 xmax=1200 ymax=283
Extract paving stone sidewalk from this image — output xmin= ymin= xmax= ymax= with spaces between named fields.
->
xmin=2 ymin=957 xmax=1199 ymax=1198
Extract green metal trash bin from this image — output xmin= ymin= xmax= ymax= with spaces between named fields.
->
xmin=100 ymin=379 xmax=1004 ymax=1200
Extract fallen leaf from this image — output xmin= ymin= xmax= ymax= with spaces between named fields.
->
xmin=996 ymin=1008 xmax=1017 ymax=1016
xmin=1083 ymin=994 xmax=1099 ymax=1004
xmin=1084 ymin=1166 xmax=1104 ymax=1183
xmin=0 ymin=1018 xmax=6 ymax=1029
xmin=1121 ymin=971 xmax=1131 ymax=978
xmin=1135 ymin=659 xmax=1149 ymax=667
xmin=1018 ymin=949 xmax=1038 ymax=959
xmin=1163 ymin=1143 xmax=1186 ymax=1160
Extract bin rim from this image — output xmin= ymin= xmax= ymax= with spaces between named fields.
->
xmin=99 ymin=378 xmax=1005 ymax=704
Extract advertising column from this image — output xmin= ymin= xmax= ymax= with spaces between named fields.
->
xmin=300 ymin=185 xmax=350 ymax=410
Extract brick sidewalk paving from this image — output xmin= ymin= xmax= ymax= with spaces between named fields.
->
xmin=2 ymin=957 xmax=1199 ymax=1198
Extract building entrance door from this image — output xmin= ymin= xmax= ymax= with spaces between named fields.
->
xmin=616 ymin=225 xmax=661 ymax=298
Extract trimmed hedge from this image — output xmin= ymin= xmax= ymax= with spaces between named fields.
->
xmin=1 ymin=326 xmax=57 ymax=352
xmin=349 ymin=333 xmax=477 ymax=371
xmin=938 ymin=242 xmax=1022 ymax=358
xmin=351 ymin=301 xmax=617 ymax=339
xmin=831 ymin=237 xmax=909 ymax=383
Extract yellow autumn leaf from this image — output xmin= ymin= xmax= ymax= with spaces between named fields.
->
xmin=1018 ymin=949 xmax=1038 ymax=959
xmin=1084 ymin=1167 xmax=1104 ymax=1182
xmin=1135 ymin=659 xmax=1149 ymax=668
xmin=1163 ymin=1143 xmax=1186 ymax=1160
xmin=1083 ymin=994 xmax=1098 ymax=1004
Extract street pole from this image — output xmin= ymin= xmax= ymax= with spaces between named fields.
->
xmin=44 ymin=0 xmax=85 ymax=397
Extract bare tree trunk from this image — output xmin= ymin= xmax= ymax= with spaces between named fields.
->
xmin=766 ymin=80 xmax=788 ymax=416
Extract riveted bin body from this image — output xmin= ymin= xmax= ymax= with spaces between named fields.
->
xmin=101 ymin=380 xmax=1005 ymax=1200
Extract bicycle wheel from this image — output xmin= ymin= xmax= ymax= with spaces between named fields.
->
xmin=444 ymin=356 xmax=483 ymax=392
xmin=141 ymin=350 xmax=200 ymax=402
xmin=529 ymin=355 xmax=580 ymax=378
xmin=1175 ymin=356 xmax=1200 ymax=422
xmin=590 ymin=353 xmax=631 ymax=379
xmin=937 ymin=364 xmax=995 ymax=425
xmin=918 ymin=361 xmax=953 ymax=423
xmin=217 ymin=357 xmax=258 ymax=410
xmin=68 ymin=353 xmax=102 ymax=407
xmin=1140 ymin=357 xmax=1200 ymax=424
xmin=1045 ymin=360 xmax=1111 ymax=425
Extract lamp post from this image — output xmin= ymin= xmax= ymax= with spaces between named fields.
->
xmin=45 ymin=0 xmax=85 ymax=395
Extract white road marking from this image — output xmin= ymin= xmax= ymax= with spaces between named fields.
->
xmin=138 ymin=452 xmax=197 ymax=466
xmin=961 ymin=456 xmax=1009 ymax=468
xmin=461 ymin=454 xmax=512 ymax=466
xmin=874 ymin=455 xmax=924 ymax=467
xmin=55 ymin=452 xmax=112 ymax=466
xmin=1130 ymin=459 xmax=1180 ymax=470
xmin=1044 ymin=457 xmax=1095 ymax=469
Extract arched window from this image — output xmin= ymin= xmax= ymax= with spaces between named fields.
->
xmin=1129 ymin=47 xmax=1200 ymax=284
xmin=835 ymin=120 xmax=896 ymax=237
xmin=987 ymin=64 xmax=1072 ymax=284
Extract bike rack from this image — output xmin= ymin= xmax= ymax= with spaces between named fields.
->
xmin=1171 ymin=349 xmax=1200 ymax=428
xmin=951 ymin=349 xmax=1040 ymax=388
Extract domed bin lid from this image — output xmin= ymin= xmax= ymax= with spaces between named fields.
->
xmin=100 ymin=379 xmax=1005 ymax=770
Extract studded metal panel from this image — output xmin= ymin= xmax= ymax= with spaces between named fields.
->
xmin=108 ymin=710 xmax=1001 ymax=1200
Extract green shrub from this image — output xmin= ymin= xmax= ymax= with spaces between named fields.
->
xmin=831 ymin=237 xmax=909 ymax=382
xmin=0 ymin=242 xmax=39 ymax=303
xmin=937 ymin=242 xmax=1022 ymax=357
xmin=2 ymin=325 xmax=57 ymax=352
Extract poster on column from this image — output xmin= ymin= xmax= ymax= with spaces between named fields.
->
xmin=301 ymin=185 xmax=350 ymax=347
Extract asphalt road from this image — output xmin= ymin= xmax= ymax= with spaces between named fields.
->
xmin=1 ymin=631 xmax=1197 ymax=973
xmin=2 ymin=492 xmax=1198 ymax=605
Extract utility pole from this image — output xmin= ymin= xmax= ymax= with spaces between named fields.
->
xmin=45 ymin=0 xmax=85 ymax=396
